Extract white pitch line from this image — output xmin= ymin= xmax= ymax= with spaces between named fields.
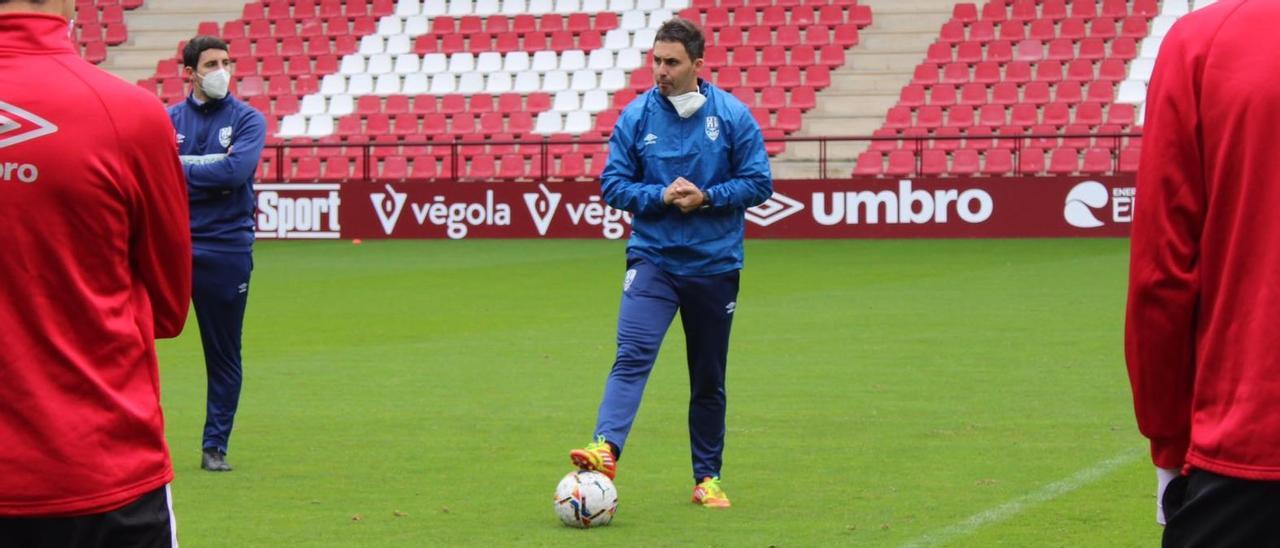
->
xmin=903 ymin=448 xmax=1144 ymax=548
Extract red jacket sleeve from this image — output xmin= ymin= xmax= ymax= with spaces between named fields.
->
xmin=1124 ymin=21 xmax=1207 ymax=470
xmin=123 ymin=97 xmax=192 ymax=339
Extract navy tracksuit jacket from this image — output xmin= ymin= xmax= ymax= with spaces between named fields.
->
xmin=168 ymin=93 xmax=265 ymax=454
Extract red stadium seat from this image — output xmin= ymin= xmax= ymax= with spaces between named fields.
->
xmin=982 ymin=149 xmax=1014 ymax=175
xmin=1120 ymin=147 xmax=1141 ymax=172
xmin=1018 ymin=148 xmax=1045 ymax=175
xmin=1082 ymin=148 xmax=1113 ymax=173
xmin=932 ymin=127 xmax=962 ymax=151
xmin=930 ymin=84 xmax=958 ymax=106
xmin=952 ymin=149 xmax=980 ymax=175
xmin=886 ymin=149 xmax=915 ymax=176
xmin=946 ymin=105 xmax=975 ymax=128
xmin=921 ymin=150 xmax=948 ymax=175
xmin=1049 ymin=147 xmax=1080 ymax=174
xmin=853 ymin=150 xmax=882 ymax=175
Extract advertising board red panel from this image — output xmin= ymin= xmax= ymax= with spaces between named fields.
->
xmin=257 ymin=177 xmax=1136 ymax=240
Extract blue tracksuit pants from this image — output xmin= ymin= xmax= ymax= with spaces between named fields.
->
xmin=594 ymin=256 xmax=740 ymax=482
xmin=192 ymin=248 xmax=252 ymax=454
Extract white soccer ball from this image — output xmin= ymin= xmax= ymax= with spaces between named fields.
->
xmin=554 ymin=470 xmax=618 ymax=528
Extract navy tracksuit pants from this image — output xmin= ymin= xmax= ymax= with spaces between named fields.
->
xmin=192 ymin=248 xmax=252 ymax=454
xmin=594 ymin=256 xmax=740 ymax=482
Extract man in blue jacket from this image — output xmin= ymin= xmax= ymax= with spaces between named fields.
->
xmin=569 ymin=18 xmax=773 ymax=507
xmin=167 ymin=36 xmax=266 ymax=472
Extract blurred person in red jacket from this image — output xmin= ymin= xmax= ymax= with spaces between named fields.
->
xmin=0 ymin=0 xmax=191 ymax=545
xmin=1126 ymin=1 xmax=1280 ymax=545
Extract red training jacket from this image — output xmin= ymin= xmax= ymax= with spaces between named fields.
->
xmin=1126 ymin=0 xmax=1280 ymax=480
xmin=0 ymin=13 xmax=191 ymax=515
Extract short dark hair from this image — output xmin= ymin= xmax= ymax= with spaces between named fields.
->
xmin=182 ymin=36 xmax=229 ymax=68
xmin=654 ymin=18 xmax=705 ymax=61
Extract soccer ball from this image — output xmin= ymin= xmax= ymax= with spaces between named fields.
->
xmin=554 ymin=470 xmax=618 ymax=528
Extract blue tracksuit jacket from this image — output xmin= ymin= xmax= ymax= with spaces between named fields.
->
xmin=168 ymin=94 xmax=266 ymax=252
xmin=601 ymin=79 xmax=773 ymax=276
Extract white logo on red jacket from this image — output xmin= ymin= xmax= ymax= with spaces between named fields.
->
xmin=0 ymin=101 xmax=58 ymax=149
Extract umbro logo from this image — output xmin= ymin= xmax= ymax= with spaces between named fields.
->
xmin=0 ymin=101 xmax=58 ymax=149
xmin=745 ymin=192 xmax=805 ymax=227
xmin=643 ymin=133 xmax=658 ymax=147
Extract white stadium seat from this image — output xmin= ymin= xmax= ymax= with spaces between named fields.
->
xmin=328 ymin=94 xmax=355 ymax=115
xmin=394 ymin=53 xmax=420 ymax=74
xmin=1161 ymin=0 xmax=1189 ymax=15
xmin=404 ymin=16 xmax=430 ymax=36
xmin=570 ymin=69 xmax=597 ymax=91
xmin=553 ymin=90 xmax=580 ymax=112
xmin=534 ymin=111 xmax=563 ymax=134
xmin=582 ymin=89 xmax=608 ymax=113
xmin=396 ymin=0 xmax=421 ymax=16
xmin=1116 ymin=80 xmax=1147 ymax=104
xmin=448 ymin=0 xmax=473 ymax=15
xmin=633 ymin=29 xmax=657 ymax=49
xmin=485 ymin=72 xmax=514 ymax=94
xmin=375 ymin=74 xmax=401 ymax=95
xmin=563 ymin=111 xmax=591 ymax=134
xmin=554 ymin=0 xmax=580 ymax=14
xmin=475 ymin=0 xmax=501 ymax=15
xmin=1129 ymin=58 xmax=1155 ymax=82
xmin=588 ymin=49 xmax=614 ymax=70
xmin=403 ymin=73 xmax=429 ymax=94
xmin=359 ymin=35 xmax=384 ymax=55
xmin=476 ymin=52 xmax=504 ymax=73
xmin=422 ymin=0 xmax=447 ymax=16
xmin=527 ymin=0 xmax=553 ymax=14
xmin=320 ymin=74 xmax=346 ymax=95
xmin=616 ymin=48 xmax=642 ymax=70
xmin=278 ymin=114 xmax=306 ymax=137
xmin=599 ymin=69 xmax=626 ymax=91
xmin=458 ymin=72 xmax=486 ymax=94
xmin=430 ymin=73 xmax=457 ymax=94
xmin=609 ymin=0 xmax=634 ymax=11
xmin=339 ymin=54 xmax=365 ymax=75
xmin=603 ymin=29 xmax=631 ymax=50
xmin=501 ymin=0 xmax=526 ymax=15
xmin=531 ymin=51 xmax=559 ymax=72
xmin=620 ymin=11 xmax=646 ymax=31
xmin=560 ymin=50 xmax=587 ymax=72
xmin=636 ymin=0 xmax=661 ymax=10
xmin=300 ymin=95 xmax=326 ymax=116
xmin=1139 ymin=36 xmax=1162 ymax=59
xmin=1150 ymin=15 xmax=1176 ymax=37
xmin=504 ymin=51 xmax=531 ymax=72
xmin=366 ymin=54 xmax=393 ymax=75
xmin=377 ymin=15 xmax=403 ymax=36
xmin=386 ymin=35 xmax=412 ymax=55
xmin=347 ymin=73 xmax=374 ymax=94
xmin=448 ymin=52 xmax=476 ymax=74
xmin=542 ymin=70 xmax=569 ymax=92
xmin=648 ymin=9 xmax=673 ymax=27
xmin=305 ymin=115 xmax=334 ymax=138
xmin=513 ymin=71 xmax=541 ymax=93
xmin=665 ymin=0 xmax=689 ymax=10
xmin=422 ymin=53 xmax=448 ymax=73
xmin=582 ymin=0 xmax=607 ymax=11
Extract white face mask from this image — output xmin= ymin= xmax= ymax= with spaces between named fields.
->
xmin=200 ymin=69 xmax=230 ymax=100
xmin=666 ymin=91 xmax=706 ymax=119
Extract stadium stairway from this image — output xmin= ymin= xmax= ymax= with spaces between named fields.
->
xmin=97 ymin=0 xmax=250 ymax=84
xmin=769 ymin=0 xmax=960 ymax=179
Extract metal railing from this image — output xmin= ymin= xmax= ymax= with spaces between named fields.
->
xmin=260 ymin=131 xmax=1142 ymax=182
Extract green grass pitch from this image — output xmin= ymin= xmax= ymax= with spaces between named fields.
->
xmin=156 ymin=239 xmax=1158 ymax=546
